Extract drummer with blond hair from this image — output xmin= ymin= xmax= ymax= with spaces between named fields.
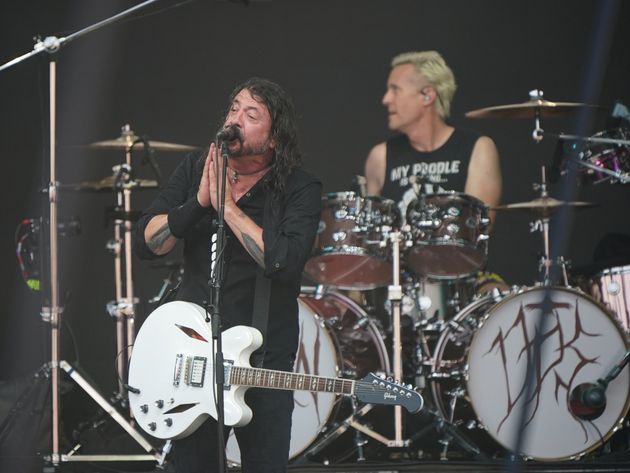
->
xmin=365 ymin=50 xmax=502 ymax=224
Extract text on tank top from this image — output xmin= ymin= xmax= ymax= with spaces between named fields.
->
xmin=381 ymin=128 xmax=480 ymax=221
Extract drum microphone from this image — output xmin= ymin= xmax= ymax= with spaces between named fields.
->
xmin=569 ymin=350 xmax=630 ymax=421
xmin=216 ymin=124 xmax=240 ymax=142
xmin=569 ymin=382 xmax=606 ymax=421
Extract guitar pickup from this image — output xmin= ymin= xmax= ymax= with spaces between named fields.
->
xmin=185 ymin=356 xmax=208 ymax=388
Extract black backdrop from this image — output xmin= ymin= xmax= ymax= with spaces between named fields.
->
xmin=1 ymin=0 xmax=630 ymax=404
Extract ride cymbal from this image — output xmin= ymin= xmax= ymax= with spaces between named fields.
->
xmin=466 ymin=99 xmax=603 ymax=119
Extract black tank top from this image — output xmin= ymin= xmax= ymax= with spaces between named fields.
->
xmin=381 ymin=128 xmax=480 ymax=220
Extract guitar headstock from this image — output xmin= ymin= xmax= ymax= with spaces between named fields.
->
xmin=356 ymin=373 xmax=424 ymax=413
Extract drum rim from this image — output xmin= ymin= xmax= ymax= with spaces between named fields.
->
xmin=597 ymin=264 xmax=630 ymax=276
xmin=322 ymin=191 xmax=396 ymax=207
xmin=418 ymin=190 xmax=490 ymax=209
xmin=465 ymin=285 xmax=630 ymax=461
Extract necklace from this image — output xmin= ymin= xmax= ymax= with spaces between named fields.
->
xmin=229 ymin=166 xmax=271 ymax=184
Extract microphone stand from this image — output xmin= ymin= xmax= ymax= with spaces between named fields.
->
xmin=206 ymin=140 xmax=230 ymax=473
xmin=0 ymin=0 xmax=164 ymax=467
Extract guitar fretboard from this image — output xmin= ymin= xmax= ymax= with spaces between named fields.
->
xmin=229 ymin=366 xmax=355 ymax=395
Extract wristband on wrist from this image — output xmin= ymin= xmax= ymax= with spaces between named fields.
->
xmin=167 ymin=197 xmax=207 ymax=238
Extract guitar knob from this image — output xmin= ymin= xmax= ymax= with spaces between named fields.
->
xmin=164 ymin=418 xmax=173 ymax=427
xmin=155 ymin=399 xmax=164 ymax=409
xmin=148 ymin=422 xmax=157 ymax=432
xmin=140 ymin=404 xmax=149 ymax=414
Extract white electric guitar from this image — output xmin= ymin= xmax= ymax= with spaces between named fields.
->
xmin=128 ymin=301 xmax=423 ymax=440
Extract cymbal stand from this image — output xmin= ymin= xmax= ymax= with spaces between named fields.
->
xmin=105 ymin=125 xmax=142 ymax=401
xmin=529 ymin=89 xmax=545 ymax=142
xmin=340 ymin=230 xmax=411 ymax=450
xmin=0 ymin=1 xmax=163 ymax=467
xmin=529 ymin=166 xmax=569 ymax=286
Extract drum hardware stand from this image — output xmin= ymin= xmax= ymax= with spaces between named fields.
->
xmin=305 ymin=230 xmax=414 ymax=460
xmin=300 ymin=404 xmax=375 ymax=461
xmin=529 ymin=166 xmax=570 ymax=286
xmin=105 ymin=129 xmax=146 ymax=402
xmin=555 ymin=132 xmax=630 ymax=184
xmin=529 ymin=89 xmax=546 ymax=142
xmin=148 ymin=262 xmax=184 ymax=304
xmin=0 ymin=1 xmax=165 ymax=467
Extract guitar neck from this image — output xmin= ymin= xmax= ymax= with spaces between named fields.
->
xmin=229 ymin=365 xmax=355 ymax=395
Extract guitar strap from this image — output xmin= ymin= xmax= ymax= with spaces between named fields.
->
xmin=250 ymin=266 xmax=271 ymax=368
xmin=250 ymin=190 xmax=273 ymax=368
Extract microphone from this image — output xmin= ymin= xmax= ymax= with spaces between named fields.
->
xmin=216 ymin=125 xmax=240 ymax=142
xmin=569 ymin=382 xmax=606 ymax=420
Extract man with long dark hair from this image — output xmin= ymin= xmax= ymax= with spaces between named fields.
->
xmin=133 ymin=77 xmax=322 ymax=472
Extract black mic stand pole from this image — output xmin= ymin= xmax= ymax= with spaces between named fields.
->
xmin=206 ymin=140 xmax=230 ymax=473
xmin=0 ymin=1 xmax=164 ymax=467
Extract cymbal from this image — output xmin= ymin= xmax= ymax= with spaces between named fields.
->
xmin=84 ymin=133 xmax=198 ymax=152
xmin=62 ymin=176 xmax=159 ymax=192
xmin=466 ymin=99 xmax=603 ymax=119
xmin=494 ymin=197 xmax=597 ymax=216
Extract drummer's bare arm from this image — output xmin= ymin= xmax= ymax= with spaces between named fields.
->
xmin=144 ymin=215 xmax=178 ymax=255
xmin=365 ymin=142 xmax=386 ymax=196
xmin=465 ymin=136 xmax=502 ymax=228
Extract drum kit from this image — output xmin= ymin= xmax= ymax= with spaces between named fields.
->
xmin=288 ymin=91 xmax=630 ymax=463
xmin=31 ymin=92 xmax=630 ymax=465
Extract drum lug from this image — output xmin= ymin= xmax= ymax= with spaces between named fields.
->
xmin=323 ymin=316 xmax=341 ymax=330
xmin=332 ymin=230 xmax=347 ymax=242
xmin=477 ymin=234 xmax=490 ymax=242
xmin=340 ymin=368 xmax=358 ymax=378
xmin=446 ymin=223 xmax=460 ymax=234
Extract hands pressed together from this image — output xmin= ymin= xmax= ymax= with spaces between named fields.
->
xmin=197 ymin=142 xmax=236 ymax=212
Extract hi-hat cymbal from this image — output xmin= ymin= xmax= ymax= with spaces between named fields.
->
xmin=466 ymin=99 xmax=603 ymax=119
xmin=494 ymin=197 xmax=597 ymax=217
xmin=61 ymin=176 xmax=159 ymax=192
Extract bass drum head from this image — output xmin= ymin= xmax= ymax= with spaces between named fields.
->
xmin=227 ymin=291 xmax=390 ymax=465
xmin=467 ymin=287 xmax=630 ymax=460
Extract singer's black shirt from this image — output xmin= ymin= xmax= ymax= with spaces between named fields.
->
xmin=133 ymin=152 xmax=322 ymax=369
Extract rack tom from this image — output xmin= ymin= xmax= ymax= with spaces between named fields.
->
xmin=304 ymin=192 xmax=400 ymax=290
xmin=405 ymin=192 xmax=490 ymax=279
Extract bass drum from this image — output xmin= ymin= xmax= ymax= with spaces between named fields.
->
xmin=227 ymin=291 xmax=390 ymax=465
xmin=431 ymin=287 xmax=630 ymax=461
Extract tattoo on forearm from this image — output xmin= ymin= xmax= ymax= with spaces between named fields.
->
xmin=148 ymin=222 xmax=173 ymax=253
xmin=242 ymin=232 xmax=265 ymax=269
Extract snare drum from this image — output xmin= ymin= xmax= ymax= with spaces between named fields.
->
xmin=304 ymin=192 xmax=400 ymax=290
xmin=406 ymin=192 xmax=490 ymax=279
